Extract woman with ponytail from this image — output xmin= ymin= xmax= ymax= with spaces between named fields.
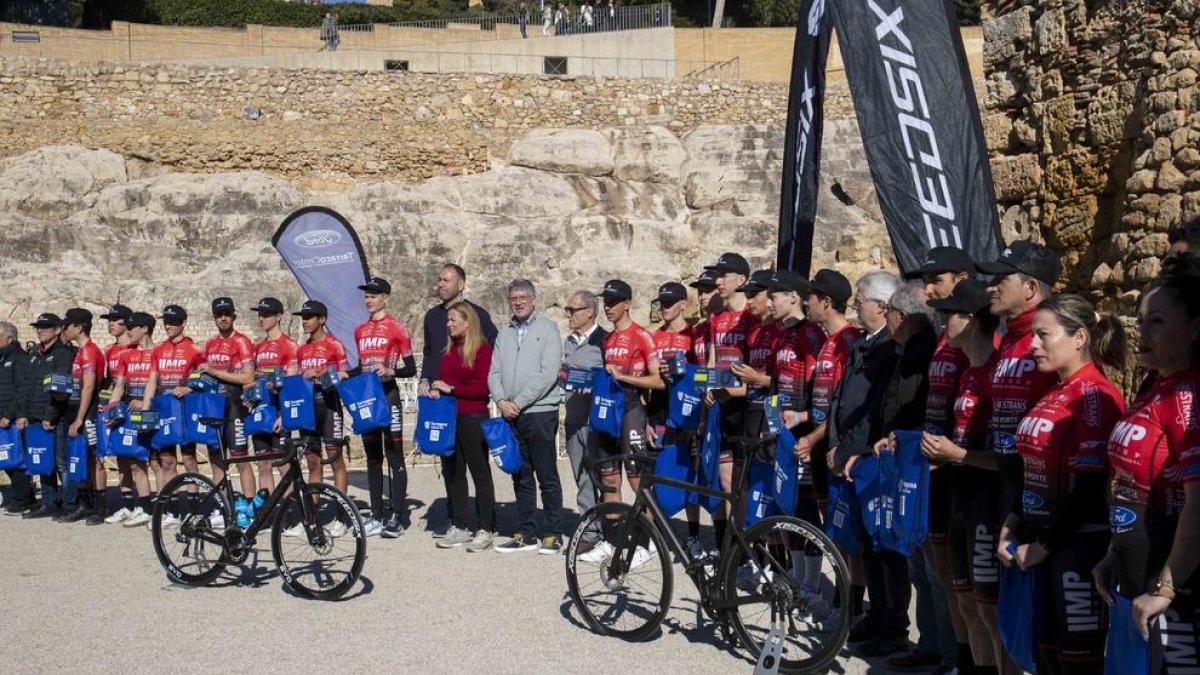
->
xmin=997 ymin=294 xmax=1128 ymax=674
xmin=1094 ymin=253 xmax=1200 ymax=672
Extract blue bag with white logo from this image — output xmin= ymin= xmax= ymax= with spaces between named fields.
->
xmin=150 ymin=394 xmax=186 ymax=450
xmin=481 ymin=417 xmax=521 ymax=475
xmin=744 ymin=457 xmax=775 ymax=527
xmin=1105 ymin=591 xmax=1149 ymax=675
xmin=652 ymin=435 xmax=697 ymax=517
xmin=697 ymin=402 xmax=724 ymax=514
xmin=337 ymin=372 xmax=390 ymax=435
xmin=245 ymin=403 xmax=277 ymax=437
xmin=107 ymin=423 xmax=150 ymax=462
xmin=888 ymin=430 xmax=929 ymax=556
xmin=851 ymin=453 xmax=888 ymax=549
xmin=0 ymin=425 xmax=24 ymax=470
xmin=999 ymin=563 xmax=1044 ymax=674
xmin=666 ymin=365 xmax=704 ymax=431
xmin=772 ymin=428 xmax=800 ymax=517
xmin=589 ymin=367 xmax=624 ymax=437
xmin=94 ymin=408 xmax=110 ymax=457
xmin=825 ymin=476 xmax=864 ymax=555
xmin=415 ymin=395 xmax=457 ymax=456
xmin=24 ymin=424 xmax=56 ymax=477
xmin=279 ymin=374 xmax=316 ymax=432
xmin=67 ymin=433 xmax=89 ymax=483
xmin=183 ymin=392 xmax=226 ymax=447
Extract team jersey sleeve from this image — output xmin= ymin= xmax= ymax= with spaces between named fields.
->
xmin=1170 ymin=382 xmax=1200 ymax=483
xmin=392 ymin=322 xmax=414 ymax=361
xmin=147 ymin=344 xmax=163 ymax=375
xmin=334 ymin=338 xmax=350 ymax=371
xmin=81 ymin=347 xmax=101 ymax=375
xmin=283 ymin=339 xmax=299 ymax=369
xmin=234 ymin=337 xmax=254 ymax=371
xmin=638 ymin=328 xmax=659 ymax=373
xmin=1070 ymin=383 xmax=1124 ymax=474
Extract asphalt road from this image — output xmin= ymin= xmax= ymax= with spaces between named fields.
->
xmin=0 ymin=459 xmax=901 ymax=674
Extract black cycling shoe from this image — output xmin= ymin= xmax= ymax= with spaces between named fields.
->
xmin=381 ymin=513 xmax=405 ymax=539
xmin=84 ymin=512 xmax=107 ymax=526
xmin=847 ymin=615 xmax=883 ymax=643
xmin=22 ymin=505 xmax=58 ymax=519
xmin=58 ymin=506 xmax=90 ymax=523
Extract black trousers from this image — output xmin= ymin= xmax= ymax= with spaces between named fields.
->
xmin=362 ymin=387 xmax=406 ymax=520
xmin=513 ymin=410 xmax=562 ymax=539
xmin=441 ymin=412 xmax=495 ymax=532
xmin=862 ymin=538 xmax=912 ymax=628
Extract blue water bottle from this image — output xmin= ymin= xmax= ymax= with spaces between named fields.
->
xmin=251 ymin=488 xmax=268 ymax=514
xmin=235 ymin=497 xmax=252 ymax=529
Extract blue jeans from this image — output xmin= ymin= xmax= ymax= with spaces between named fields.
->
xmin=39 ymin=419 xmax=76 ymax=509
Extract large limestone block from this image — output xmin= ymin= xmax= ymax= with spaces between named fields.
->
xmin=0 ymin=146 xmax=128 ymax=219
xmin=509 ymin=129 xmax=614 ymax=177
xmin=426 ymin=166 xmax=582 ymax=219
xmin=609 ymin=126 xmax=687 ymax=183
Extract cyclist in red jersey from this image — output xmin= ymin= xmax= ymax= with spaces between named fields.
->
xmin=1094 ymin=255 xmax=1200 ymax=663
xmin=920 ymin=280 xmax=1005 ymax=673
xmin=105 ymin=312 xmax=158 ymax=528
xmin=59 ymin=308 xmax=104 ymax=523
xmin=196 ymin=297 xmax=256 ymax=503
xmin=354 ymin=277 xmax=417 ymax=539
xmin=729 ymin=270 xmax=783 ymax=439
xmin=293 ymin=300 xmax=349 ymax=493
xmin=994 ymin=295 xmax=1127 ymax=674
xmin=976 ymin=241 xmax=1062 ymax=519
xmin=141 ymin=305 xmax=205 ymax=507
xmin=687 ymin=269 xmax=721 ymax=365
xmin=250 ymin=297 xmax=299 ymax=496
xmin=98 ymin=304 xmax=138 ymax=525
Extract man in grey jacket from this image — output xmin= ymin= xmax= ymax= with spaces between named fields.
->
xmin=560 ymin=290 xmax=605 ymax=518
xmin=488 ymin=279 xmax=565 ymax=554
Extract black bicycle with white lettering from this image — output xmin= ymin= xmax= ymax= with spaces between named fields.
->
xmin=564 ymin=435 xmax=851 ymax=673
xmin=149 ymin=416 xmax=365 ymax=600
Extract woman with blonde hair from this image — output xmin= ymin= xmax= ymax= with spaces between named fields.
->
xmin=429 ymin=302 xmax=496 ymax=551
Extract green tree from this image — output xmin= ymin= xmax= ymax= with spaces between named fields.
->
xmin=748 ymin=0 xmax=796 ymax=27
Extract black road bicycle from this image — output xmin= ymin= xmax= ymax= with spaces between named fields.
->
xmin=565 ymin=436 xmax=852 ymax=673
xmin=150 ymin=415 xmax=366 ymax=600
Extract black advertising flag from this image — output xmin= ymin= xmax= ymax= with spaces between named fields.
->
xmin=830 ymin=0 xmax=1000 ymax=275
xmin=777 ymin=0 xmax=833 ymax=277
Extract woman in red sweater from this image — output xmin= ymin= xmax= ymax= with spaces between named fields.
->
xmin=430 ymin=302 xmax=496 ymax=551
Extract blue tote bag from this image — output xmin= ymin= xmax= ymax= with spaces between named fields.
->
xmin=589 ymin=367 xmax=624 ymax=437
xmin=888 ymin=430 xmax=930 ymax=556
xmin=744 ymin=457 xmax=775 ymax=527
xmin=652 ymin=437 xmax=697 ymax=518
xmin=245 ymin=404 xmax=277 ymax=437
xmin=24 ymin=424 xmax=56 ymax=477
xmin=0 ymin=425 xmax=24 ymax=470
xmin=337 ymin=372 xmax=390 ymax=435
xmin=1105 ymin=592 xmax=1149 ymax=675
xmin=67 ymin=433 xmax=89 ymax=483
xmin=772 ymin=428 xmax=800 ymax=517
xmin=697 ymin=402 xmax=724 ymax=514
xmin=667 ymin=365 xmax=704 ymax=431
xmin=481 ymin=417 xmax=521 ymax=475
xmin=107 ymin=423 xmax=150 ymax=462
xmin=150 ymin=394 xmax=186 ymax=450
xmin=851 ymin=453 xmax=889 ymax=549
xmin=999 ymin=563 xmax=1044 ymax=674
xmin=415 ymin=395 xmax=457 ymax=456
xmin=825 ymin=476 xmax=864 ymax=555
xmin=279 ymin=374 xmax=316 ymax=432
xmin=183 ymin=392 xmax=226 ymax=447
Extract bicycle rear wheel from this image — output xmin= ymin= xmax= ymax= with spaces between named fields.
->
xmin=718 ymin=515 xmax=851 ymax=673
xmin=270 ymin=483 xmax=366 ymax=600
xmin=565 ymin=502 xmax=673 ymax=642
xmin=151 ymin=472 xmax=231 ymax=586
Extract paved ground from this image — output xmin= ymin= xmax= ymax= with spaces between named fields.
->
xmin=0 ymin=459 xmax=902 ymax=674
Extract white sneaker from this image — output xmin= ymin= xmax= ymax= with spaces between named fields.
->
xmin=629 ymin=543 xmax=657 ymax=570
xmin=208 ymin=510 xmax=225 ymax=530
xmin=362 ymin=517 xmax=383 ymax=538
xmin=282 ymin=523 xmax=306 ymax=538
xmin=578 ymin=540 xmax=614 ymax=564
xmin=123 ymin=507 xmax=150 ymax=528
xmin=152 ymin=513 xmax=181 ymax=531
xmin=104 ymin=507 xmax=132 ymax=524
xmin=325 ymin=521 xmax=349 ymax=538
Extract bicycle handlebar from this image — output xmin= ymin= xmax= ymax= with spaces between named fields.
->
xmin=271 ymin=437 xmax=299 ymax=468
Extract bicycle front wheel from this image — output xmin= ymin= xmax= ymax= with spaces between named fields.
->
xmin=718 ymin=515 xmax=851 ymax=673
xmin=565 ymin=502 xmax=673 ymax=642
xmin=151 ymin=472 xmax=231 ymax=586
xmin=271 ymin=483 xmax=366 ymax=600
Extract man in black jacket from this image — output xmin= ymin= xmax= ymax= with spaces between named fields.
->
xmin=0 ymin=321 xmax=32 ymax=514
xmin=17 ymin=313 xmax=76 ymax=519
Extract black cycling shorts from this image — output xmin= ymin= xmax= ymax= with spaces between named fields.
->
xmin=927 ymin=467 xmax=951 ymax=542
xmin=592 ymin=399 xmax=648 ymax=478
xmin=811 ymin=443 xmax=831 ymax=502
xmin=251 ymin=432 xmax=282 ymax=457
xmin=1151 ymin=591 xmax=1200 ymax=674
xmin=948 ymin=469 xmax=1001 ymax=603
xmin=300 ymin=394 xmax=343 ymax=454
xmin=718 ymin=399 xmax=747 ymax=464
xmin=1039 ymin=530 xmax=1109 ymax=666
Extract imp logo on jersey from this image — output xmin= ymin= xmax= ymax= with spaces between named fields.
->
xmin=294 ymin=229 xmax=342 ymax=249
xmin=1017 ymin=416 xmax=1054 ymax=440
xmin=1109 ymin=506 xmax=1138 ymax=528
xmin=360 ymin=337 xmax=389 ymax=349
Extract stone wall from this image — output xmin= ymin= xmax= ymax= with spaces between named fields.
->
xmin=981 ymin=0 xmax=1200 ymax=313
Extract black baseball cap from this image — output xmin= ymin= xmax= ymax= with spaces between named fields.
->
xmin=599 ymin=279 xmax=633 ymax=302
xmin=976 ymin=241 xmax=1061 ymax=285
xmin=99 ymin=303 xmax=132 ymax=321
xmin=63 ymin=308 xmax=93 ymax=325
xmin=907 ymin=246 xmax=975 ymax=279
xmin=30 ymin=313 xmax=61 ymax=329
xmin=766 ymin=269 xmax=810 ymax=294
xmin=927 ymin=279 xmax=993 ymax=317
xmin=126 ymin=312 xmax=156 ymax=330
xmin=161 ymin=305 xmax=188 ymax=322
xmin=358 ymin=277 xmax=392 ymax=294
xmin=689 ymin=269 xmax=719 ymax=290
xmin=704 ymin=252 xmax=751 ymax=278
xmin=809 ymin=269 xmax=852 ymax=303
xmin=293 ymin=300 xmax=328 ymax=317
xmin=255 ymin=297 xmax=284 ymax=315
xmin=211 ymin=297 xmax=235 ymax=315
xmin=737 ymin=270 xmax=778 ymax=293
xmin=654 ymin=282 xmax=687 ymax=306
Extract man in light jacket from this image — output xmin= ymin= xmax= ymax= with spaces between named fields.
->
xmin=559 ymin=289 xmax=605 ymax=518
xmin=488 ymin=278 xmax=565 ymax=554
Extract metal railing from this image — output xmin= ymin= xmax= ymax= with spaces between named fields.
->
xmin=682 ymin=56 xmax=739 ymax=80
xmin=338 ymin=2 xmax=672 ymax=35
